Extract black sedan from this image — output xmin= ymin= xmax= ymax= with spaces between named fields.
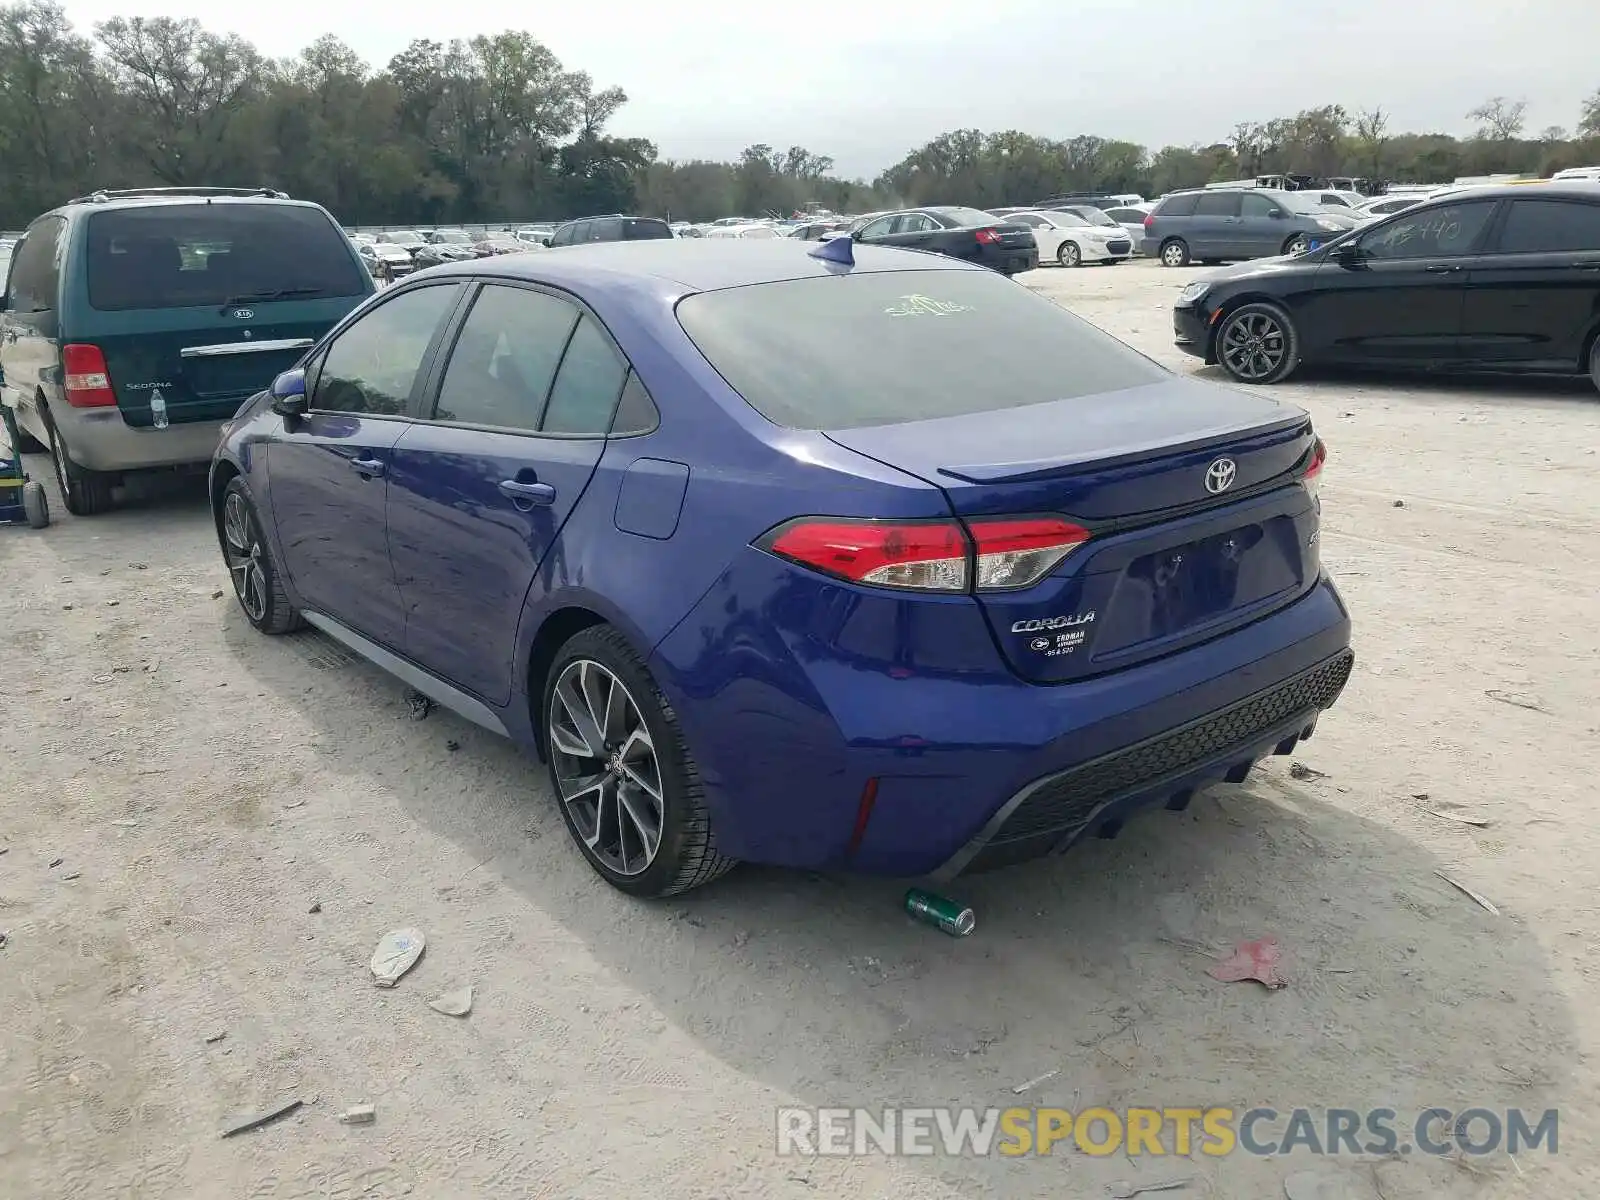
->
xmin=1173 ymin=184 xmax=1600 ymax=390
xmin=852 ymin=206 xmax=1038 ymax=275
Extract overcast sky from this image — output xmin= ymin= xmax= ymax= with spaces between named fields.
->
xmin=60 ymin=0 xmax=1600 ymax=179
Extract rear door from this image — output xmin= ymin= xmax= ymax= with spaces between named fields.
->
xmin=79 ymin=202 xmax=371 ymax=430
xmin=1190 ymin=192 xmax=1243 ymax=258
xmin=387 ymin=282 xmax=617 ymax=703
xmin=1459 ymin=196 xmax=1600 ymax=368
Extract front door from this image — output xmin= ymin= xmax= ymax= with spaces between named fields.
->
xmin=268 ymin=282 xmax=462 ymax=647
xmin=1296 ymin=199 xmax=1498 ymax=366
xmin=1460 ymin=196 xmax=1600 ymax=369
xmin=387 ymin=283 xmax=623 ymax=703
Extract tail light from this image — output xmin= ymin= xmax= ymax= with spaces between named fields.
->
xmin=62 ymin=343 xmax=117 ymax=407
xmin=760 ymin=516 xmax=1090 ymax=593
xmin=1143 ymin=214 xmax=1155 ymax=229
xmin=1302 ymin=437 xmax=1326 ymax=499
xmin=974 ymin=228 xmax=1003 ymax=245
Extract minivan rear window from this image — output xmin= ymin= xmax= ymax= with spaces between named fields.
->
xmin=86 ymin=204 xmax=366 ymax=311
xmin=1157 ymin=193 xmax=1200 ymax=217
xmin=677 ymin=268 xmax=1167 ymax=430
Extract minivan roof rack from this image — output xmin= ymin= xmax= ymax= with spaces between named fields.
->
xmin=67 ymin=186 xmax=291 ymax=205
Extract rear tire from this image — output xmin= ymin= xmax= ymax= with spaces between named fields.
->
xmin=219 ymin=476 xmax=303 ymax=634
xmin=22 ymin=480 xmax=49 ymax=528
xmin=47 ymin=416 xmax=114 ymax=516
xmin=542 ymin=624 xmax=734 ymax=898
xmin=1057 ymin=240 xmax=1082 ymax=268
xmin=1215 ymin=301 xmax=1301 ymax=385
xmin=1160 ymin=238 xmax=1191 ymax=268
xmin=1589 ymin=336 xmax=1600 ymax=394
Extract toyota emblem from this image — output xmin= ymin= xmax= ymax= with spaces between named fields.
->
xmin=231 ymin=308 xmax=254 ymax=319
xmin=1204 ymin=457 xmax=1238 ymax=495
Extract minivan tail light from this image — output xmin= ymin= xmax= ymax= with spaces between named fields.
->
xmin=1302 ymin=436 xmax=1326 ymax=499
xmin=62 ymin=344 xmax=117 ymax=407
xmin=974 ymin=228 xmax=1003 ymax=245
xmin=1143 ymin=213 xmax=1155 ymax=228
xmin=760 ymin=516 xmax=1091 ymax=593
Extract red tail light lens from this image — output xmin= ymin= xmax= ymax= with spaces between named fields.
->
xmin=1143 ymin=214 xmax=1155 ymax=228
xmin=62 ymin=343 xmax=117 ymax=408
xmin=1302 ymin=436 xmax=1326 ymax=499
xmin=761 ymin=516 xmax=1091 ymax=593
xmin=974 ymin=228 xmax=1003 ymax=245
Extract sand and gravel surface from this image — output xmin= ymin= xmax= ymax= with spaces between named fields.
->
xmin=2 ymin=256 xmax=1597 ymax=1199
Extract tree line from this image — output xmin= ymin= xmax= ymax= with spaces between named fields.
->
xmin=1 ymin=1 xmax=1597 ymax=230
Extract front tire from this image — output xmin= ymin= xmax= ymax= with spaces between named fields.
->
xmin=1216 ymin=302 xmax=1301 ymax=385
xmin=1057 ymin=240 xmax=1081 ymax=268
xmin=1284 ymin=234 xmax=1311 ymax=256
xmin=219 ymin=477 xmax=303 ymax=634
xmin=543 ymin=625 xmax=734 ymax=898
xmin=47 ymin=417 xmax=113 ymax=516
xmin=1160 ymin=238 xmax=1191 ymax=268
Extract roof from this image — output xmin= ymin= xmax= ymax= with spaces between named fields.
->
xmin=421 ymin=239 xmax=973 ymax=295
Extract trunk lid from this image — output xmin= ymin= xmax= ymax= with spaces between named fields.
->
xmin=824 ymin=379 xmax=1322 ymax=683
xmin=97 ymin=297 xmax=362 ymax=427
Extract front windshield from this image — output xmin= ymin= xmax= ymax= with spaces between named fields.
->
xmin=435 ymin=230 xmax=470 ymax=243
xmin=1278 ymin=194 xmax=1338 ymax=215
xmin=1046 ymin=212 xmax=1093 ymax=228
xmin=1072 ymin=207 xmax=1118 ymax=227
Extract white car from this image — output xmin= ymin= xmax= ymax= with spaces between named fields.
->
xmin=1354 ymin=195 xmax=1424 ymax=221
xmin=705 ymin=224 xmax=781 ymax=240
xmin=1103 ymin=205 xmax=1153 ymax=254
xmin=1001 ymin=209 xmax=1132 ymax=267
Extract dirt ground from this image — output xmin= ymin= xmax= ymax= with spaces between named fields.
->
xmin=2 ymin=256 xmax=1597 ymax=1199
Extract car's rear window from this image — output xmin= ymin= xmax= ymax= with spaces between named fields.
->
xmin=86 ymin=203 xmax=366 ymax=311
xmin=623 ymin=219 xmax=673 ymax=241
xmin=677 ymin=268 xmax=1167 ymax=430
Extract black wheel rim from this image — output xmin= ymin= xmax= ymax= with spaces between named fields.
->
xmin=1221 ymin=312 xmax=1287 ymax=380
xmin=222 ymin=492 xmax=269 ymax=622
xmin=549 ymin=659 xmax=664 ymax=877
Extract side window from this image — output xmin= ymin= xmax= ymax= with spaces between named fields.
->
xmin=857 ymin=216 xmax=895 ymax=239
xmin=1240 ymin=194 xmax=1279 ymax=219
xmin=1360 ymin=201 xmax=1496 ymax=261
xmin=8 ymin=217 xmax=64 ymax=312
xmin=1497 ymin=200 xmax=1600 ymax=254
xmin=610 ymin=371 xmax=660 ymax=436
xmin=312 ymin=284 xmax=459 ymax=415
xmin=589 ymin=218 xmax=622 ymax=242
xmin=1194 ymin=193 xmax=1241 ymax=217
xmin=541 ymin=315 xmax=627 ymax=436
xmin=1159 ymin=193 xmax=1200 ymax=218
xmin=432 ymin=285 xmax=579 ymax=431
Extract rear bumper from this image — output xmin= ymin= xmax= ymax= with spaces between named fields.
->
xmin=55 ymin=404 xmax=224 ymax=473
xmin=983 ymin=247 xmax=1040 ymax=275
xmin=652 ymin=556 xmax=1353 ymax=877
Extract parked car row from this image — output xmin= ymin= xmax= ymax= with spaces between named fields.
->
xmin=1171 ymin=183 xmax=1600 ymax=392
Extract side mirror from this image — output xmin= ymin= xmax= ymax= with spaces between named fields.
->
xmin=270 ymin=368 xmax=308 ymax=417
xmin=541 ymin=236 xmax=553 ymax=248
xmin=1332 ymin=241 xmax=1364 ymax=265
xmin=1267 ymin=208 xmax=1285 ymax=218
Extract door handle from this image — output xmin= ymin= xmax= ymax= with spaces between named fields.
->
xmin=499 ymin=478 xmax=556 ymax=507
xmin=1424 ymin=264 xmax=1462 ymax=273
xmin=348 ymin=456 xmax=386 ymax=477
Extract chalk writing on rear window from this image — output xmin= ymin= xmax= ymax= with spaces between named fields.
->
xmin=884 ymin=295 xmax=975 ymax=318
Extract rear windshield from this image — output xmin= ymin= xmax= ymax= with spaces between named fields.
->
xmin=623 ymin=219 xmax=673 ymax=241
xmin=677 ymin=269 xmax=1167 ymax=430
xmin=931 ymin=207 xmax=1000 ymax=227
xmin=86 ymin=204 xmax=366 ymax=312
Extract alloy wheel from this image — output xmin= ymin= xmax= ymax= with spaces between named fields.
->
xmin=1162 ymin=241 xmax=1186 ymax=267
xmin=222 ymin=492 xmax=269 ymax=622
xmin=548 ymin=659 xmax=664 ymax=876
xmin=1287 ymin=236 xmax=1310 ymax=255
xmin=1221 ymin=311 xmax=1288 ymax=381
xmin=1059 ymin=241 xmax=1080 ymax=267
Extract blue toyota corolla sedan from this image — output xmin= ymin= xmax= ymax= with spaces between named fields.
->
xmin=210 ymin=238 xmax=1353 ymax=897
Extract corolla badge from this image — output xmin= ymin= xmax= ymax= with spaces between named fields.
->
xmin=231 ymin=308 xmax=254 ymax=319
xmin=1204 ymin=456 xmax=1237 ymax=495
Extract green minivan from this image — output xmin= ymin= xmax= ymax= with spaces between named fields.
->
xmin=0 ymin=187 xmax=375 ymax=514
